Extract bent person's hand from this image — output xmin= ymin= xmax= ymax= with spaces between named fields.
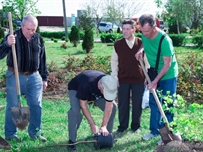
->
xmin=100 ymin=126 xmax=109 ymax=136
xmin=90 ymin=124 xmax=98 ymax=134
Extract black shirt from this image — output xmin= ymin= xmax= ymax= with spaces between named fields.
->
xmin=0 ymin=29 xmax=49 ymax=81
xmin=68 ymin=70 xmax=106 ymax=101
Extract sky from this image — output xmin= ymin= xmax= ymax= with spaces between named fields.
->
xmin=36 ymin=0 xmax=160 ymax=17
xmin=0 ymin=0 xmax=161 ymax=17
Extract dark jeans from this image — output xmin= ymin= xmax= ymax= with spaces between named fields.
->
xmin=117 ymin=83 xmax=144 ymax=131
xmin=149 ymin=77 xmax=177 ymax=135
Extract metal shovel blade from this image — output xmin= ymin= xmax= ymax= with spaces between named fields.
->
xmin=159 ymin=125 xmax=182 ymax=145
xmin=11 ymin=106 xmax=30 ymax=130
xmin=0 ymin=136 xmax=11 ymax=150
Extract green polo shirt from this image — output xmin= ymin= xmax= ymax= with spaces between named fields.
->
xmin=142 ymin=30 xmax=178 ymax=80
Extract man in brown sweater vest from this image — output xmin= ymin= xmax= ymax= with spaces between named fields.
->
xmin=111 ymin=20 xmax=148 ymax=134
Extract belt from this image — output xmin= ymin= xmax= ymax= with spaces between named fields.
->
xmin=8 ymin=67 xmax=37 ymax=76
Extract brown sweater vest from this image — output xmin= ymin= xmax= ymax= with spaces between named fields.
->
xmin=114 ymin=37 xmax=145 ymax=83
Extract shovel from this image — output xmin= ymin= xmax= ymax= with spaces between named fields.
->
xmin=8 ymin=12 xmax=30 ymax=130
xmin=139 ymin=59 xmax=182 ymax=145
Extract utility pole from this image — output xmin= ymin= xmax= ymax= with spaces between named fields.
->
xmin=62 ymin=0 xmax=68 ymax=38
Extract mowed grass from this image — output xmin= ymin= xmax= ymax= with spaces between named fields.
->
xmin=0 ymin=96 xmax=159 ymax=152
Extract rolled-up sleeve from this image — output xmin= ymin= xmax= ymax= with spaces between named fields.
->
xmin=110 ymin=48 xmax=118 ymax=80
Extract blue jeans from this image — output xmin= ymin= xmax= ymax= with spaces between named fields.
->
xmin=5 ymin=70 xmax=43 ymax=139
xmin=149 ymin=77 xmax=177 ymax=135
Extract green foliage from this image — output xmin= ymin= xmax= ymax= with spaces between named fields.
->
xmin=80 ymin=54 xmax=111 ymax=74
xmin=82 ymin=29 xmax=94 ymax=53
xmin=0 ymin=67 xmax=6 ymax=87
xmin=78 ymin=10 xmax=95 ymax=31
xmin=117 ymin=27 xmax=121 ymax=33
xmin=177 ymin=52 xmax=203 ymax=104
xmin=61 ymin=36 xmax=66 ymax=41
xmin=100 ymin=33 xmax=122 ymax=43
xmin=192 ymin=35 xmax=203 ymax=47
xmin=40 ymin=31 xmax=65 ymax=39
xmin=53 ymin=39 xmax=58 ymax=43
xmin=69 ymin=26 xmax=80 ymax=47
xmin=168 ymin=34 xmax=186 ymax=46
xmin=0 ymin=28 xmax=5 ymax=39
xmin=162 ymin=93 xmax=203 ymax=141
xmin=63 ymin=55 xmax=82 ymax=70
xmin=2 ymin=0 xmax=41 ymax=20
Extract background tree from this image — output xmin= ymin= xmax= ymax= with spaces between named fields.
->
xmin=82 ymin=28 xmax=94 ymax=53
xmin=81 ymin=0 xmax=103 ymax=35
xmin=156 ymin=0 xmax=203 ymax=33
xmin=1 ymin=0 xmax=41 ymax=21
xmin=102 ymin=0 xmax=146 ymax=23
xmin=78 ymin=9 xmax=95 ymax=31
xmin=69 ymin=25 xmax=80 ymax=47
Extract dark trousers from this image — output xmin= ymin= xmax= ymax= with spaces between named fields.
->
xmin=117 ymin=83 xmax=144 ymax=131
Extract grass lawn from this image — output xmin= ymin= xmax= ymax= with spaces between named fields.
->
xmin=0 ymin=96 xmax=160 ymax=152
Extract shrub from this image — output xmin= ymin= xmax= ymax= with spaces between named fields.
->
xmin=61 ymin=36 xmax=66 ymax=41
xmin=80 ymin=54 xmax=111 ymax=74
xmin=100 ymin=33 xmax=122 ymax=43
xmin=82 ymin=28 xmax=94 ymax=53
xmin=117 ymin=27 xmax=121 ymax=33
xmin=69 ymin=25 xmax=80 ymax=47
xmin=192 ymin=35 xmax=203 ymax=47
xmin=48 ymin=61 xmax=59 ymax=72
xmin=177 ymin=52 xmax=203 ymax=104
xmin=61 ymin=42 xmax=67 ymax=49
xmin=40 ymin=31 xmax=65 ymax=39
xmin=168 ymin=34 xmax=186 ymax=46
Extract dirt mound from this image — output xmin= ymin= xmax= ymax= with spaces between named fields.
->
xmin=154 ymin=140 xmax=203 ymax=152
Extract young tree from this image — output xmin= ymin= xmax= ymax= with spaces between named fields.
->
xmin=1 ymin=0 xmax=41 ymax=20
xmin=82 ymin=28 xmax=94 ymax=54
xmin=69 ymin=25 xmax=80 ymax=47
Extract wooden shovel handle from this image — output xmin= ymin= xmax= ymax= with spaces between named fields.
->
xmin=139 ymin=59 xmax=169 ymax=124
xmin=8 ymin=12 xmax=21 ymax=103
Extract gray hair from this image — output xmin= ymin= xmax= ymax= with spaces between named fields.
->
xmin=139 ymin=14 xmax=156 ymax=28
xmin=21 ymin=14 xmax=38 ymax=26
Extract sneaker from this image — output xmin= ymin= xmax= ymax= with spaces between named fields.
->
xmin=142 ymin=133 xmax=157 ymax=141
xmin=31 ymin=135 xmax=47 ymax=142
xmin=115 ymin=129 xmax=124 ymax=135
xmin=157 ymin=138 xmax=163 ymax=145
xmin=67 ymin=139 xmax=76 ymax=151
xmin=0 ymin=106 xmax=5 ymax=111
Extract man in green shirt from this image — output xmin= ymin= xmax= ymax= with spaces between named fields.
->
xmin=135 ymin=14 xmax=178 ymax=145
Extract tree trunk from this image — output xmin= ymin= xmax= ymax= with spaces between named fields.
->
xmin=176 ymin=20 xmax=180 ymax=34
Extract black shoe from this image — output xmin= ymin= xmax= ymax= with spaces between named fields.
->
xmin=116 ymin=129 xmax=124 ymax=133
xmin=6 ymin=136 xmax=22 ymax=143
xmin=67 ymin=139 xmax=76 ymax=151
xmin=31 ymin=135 xmax=47 ymax=142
